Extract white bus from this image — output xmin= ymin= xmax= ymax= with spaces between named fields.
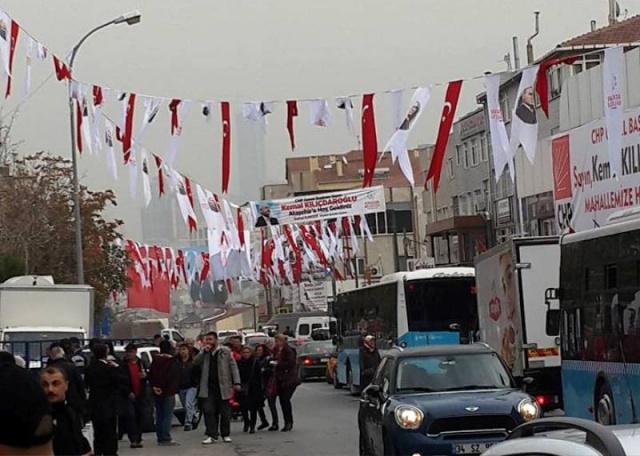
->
xmin=333 ymin=267 xmax=478 ymax=393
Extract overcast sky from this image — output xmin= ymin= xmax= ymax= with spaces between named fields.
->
xmin=0 ymin=0 xmax=636 ymax=240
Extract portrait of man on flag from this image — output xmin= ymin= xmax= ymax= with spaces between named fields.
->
xmin=399 ymin=101 xmax=421 ymax=130
xmin=515 ymin=86 xmax=537 ymax=125
xmin=255 ymin=203 xmax=279 ymax=227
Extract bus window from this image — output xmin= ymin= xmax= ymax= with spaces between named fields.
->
xmin=299 ymin=324 xmax=310 ymax=336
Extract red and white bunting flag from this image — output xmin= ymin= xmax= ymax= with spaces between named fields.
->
xmin=36 ymin=42 xmax=46 ymax=60
xmin=141 ymin=149 xmax=152 ymax=207
xmin=389 ymin=89 xmax=404 ymax=130
xmin=310 ymin=99 xmax=332 ymax=127
xmin=81 ymin=95 xmax=93 ymax=155
xmin=138 ymin=96 xmax=163 ymax=142
xmin=122 ymin=93 xmax=136 ymax=164
xmin=382 ymin=86 xmax=432 ymax=186
xmin=603 ymin=46 xmax=624 ymax=177
xmin=509 ymin=65 xmax=540 ymax=164
xmin=24 ymin=36 xmax=34 ymax=98
xmin=426 ymin=80 xmax=463 ymax=192
xmin=361 ymin=94 xmax=378 ymax=187
xmin=4 ymin=18 xmax=19 ymax=98
xmin=128 ymin=149 xmax=138 ymax=200
xmin=202 ymin=102 xmax=212 ymax=120
xmin=104 ymin=118 xmax=117 ymax=180
xmin=53 ymin=55 xmax=70 ymax=81
xmin=154 ymin=155 xmax=165 ymax=196
xmin=359 ymin=215 xmax=374 ymax=242
xmin=221 ymin=101 xmax=231 ymax=193
xmin=75 ymin=99 xmax=83 ymax=154
xmin=286 ymin=100 xmax=298 ymax=151
xmin=336 ymin=97 xmax=356 ymax=138
xmin=486 ymin=74 xmax=513 ymax=182
xmin=166 ymin=99 xmax=190 ymax=168
xmin=173 ymin=170 xmax=197 ymax=233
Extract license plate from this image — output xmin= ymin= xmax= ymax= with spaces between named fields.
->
xmin=454 ymin=443 xmax=494 ymax=454
xmin=320 ymin=358 xmax=329 ymax=363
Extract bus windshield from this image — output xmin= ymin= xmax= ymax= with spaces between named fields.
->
xmin=405 ymin=278 xmax=478 ymax=336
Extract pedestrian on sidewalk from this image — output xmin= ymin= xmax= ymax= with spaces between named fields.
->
xmin=0 ymin=364 xmax=54 ymax=456
xmin=176 ymin=343 xmax=198 ymax=431
xmin=193 ymin=331 xmax=241 ymax=445
xmin=149 ymin=340 xmax=180 ymax=446
xmin=45 ymin=347 xmax=87 ymax=418
xmin=120 ymin=343 xmax=147 ymax=449
xmin=359 ymin=335 xmax=381 ymax=388
xmin=85 ymin=343 xmax=127 ymax=456
xmin=253 ymin=344 xmax=270 ymax=431
xmin=237 ymin=346 xmax=261 ymax=433
xmin=40 ymin=366 xmax=92 ymax=456
xmin=265 ymin=334 xmax=298 ymax=432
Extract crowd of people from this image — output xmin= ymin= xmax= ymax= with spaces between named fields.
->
xmin=0 ymin=331 xmax=300 ymax=456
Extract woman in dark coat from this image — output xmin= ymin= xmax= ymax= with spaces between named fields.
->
xmin=267 ymin=334 xmax=297 ymax=432
xmin=253 ymin=344 xmax=270 ymax=430
xmin=237 ymin=346 xmax=258 ymax=433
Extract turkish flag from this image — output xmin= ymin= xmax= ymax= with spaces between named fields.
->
xmin=221 ymin=101 xmax=231 ymax=193
xmin=426 ymin=80 xmax=463 ymax=192
xmin=535 ymin=56 xmax=578 ymax=118
xmin=286 ymin=100 xmax=298 ymax=151
xmin=361 ymin=94 xmax=378 ymax=187
xmin=126 ymin=245 xmax=170 ymax=314
xmin=4 ymin=20 xmax=19 ymax=98
xmin=122 ymin=94 xmax=136 ymax=164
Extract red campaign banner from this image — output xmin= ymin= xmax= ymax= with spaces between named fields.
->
xmin=126 ymin=245 xmax=170 ymax=314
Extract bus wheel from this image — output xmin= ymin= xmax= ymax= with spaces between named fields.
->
xmin=595 ymin=381 xmax=616 ymax=425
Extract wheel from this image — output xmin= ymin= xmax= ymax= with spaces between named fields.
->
xmin=347 ymin=365 xmax=360 ymax=396
xmin=595 ymin=381 xmax=616 ymax=425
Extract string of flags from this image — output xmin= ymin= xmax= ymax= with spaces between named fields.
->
xmin=0 ymin=7 xmax=591 ymax=197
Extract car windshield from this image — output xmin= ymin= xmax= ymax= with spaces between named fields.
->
xmin=396 ymin=353 xmax=513 ymax=393
xmin=299 ymin=342 xmax=334 ymax=355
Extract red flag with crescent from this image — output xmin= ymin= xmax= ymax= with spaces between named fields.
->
xmin=535 ymin=56 xmax=578 ymax=118
xmin=361 ymin=94 xmax=378 ymax=187
xmin=122 ymin=93 xmax=136 ymax=164
xmin=221 ymin=101 xmax=231 ymax=193
xmin=154 ymin=155 xmax=164 ymax=196
xmin=4 ymin=20 xmax=19 ymax=98
xmin=286 ymin=100 xmax=298 ymax=151
xmin=426 ymin=80 xmax=463 ymax=192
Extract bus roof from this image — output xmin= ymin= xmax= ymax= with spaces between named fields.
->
xmin=379 ymin=267 xmax=475 ymax=283
xmin=562 ymin=216 xmax=640 ymax=245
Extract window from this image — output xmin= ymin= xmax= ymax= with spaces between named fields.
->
xmin=467 ymin=193 xmax=474 ymax=215
xmin=500 ymin=96 xmax=511 ymax=122
xmin=456 ymin=145 xmax=462 ymax=166
xmin=458 ymin=195 xmax=467 ymax=216
xmin=447 ymin=158 xmax=454 ymax=179
xmin=298 ymin=324 xmax=310 ymax=336
xmin=463 ymin=144 xmax=470 ymax=168
xmin=475 ymin=190 xmax=483 ymax=211
xmin=471 ymin=139 xmax=478 ymax=166
xmin=481 ymin=136 xmax=488 ymax=162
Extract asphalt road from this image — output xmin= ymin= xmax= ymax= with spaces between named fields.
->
xmin=119 ymin=380 xmax=360 ymax=456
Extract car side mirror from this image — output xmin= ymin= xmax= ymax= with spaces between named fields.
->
xmin=546 ymin=309 xmax=560 ymax=336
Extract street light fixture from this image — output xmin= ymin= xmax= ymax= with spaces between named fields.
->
xmin=68 ymin=11 xmax=142 ymax=284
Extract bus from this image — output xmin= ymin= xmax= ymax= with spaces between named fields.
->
xmin=333 ymin=267 xmax=478 ymax=394
xmin=546 ymin=213 xmax=640 ymax=425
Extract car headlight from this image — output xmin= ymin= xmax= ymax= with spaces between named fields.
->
xmin=518 ymin=398 xmax=540 ymax=422
xmin=394 ymin=405 xmax=424 ymax=430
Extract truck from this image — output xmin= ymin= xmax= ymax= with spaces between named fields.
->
xmin=110 ymin=318 xmax=184 ymax=343
xmin=474 ymin=236 xmax=562 ymax=411
xmin=0 ymin=275 xmax=94 ymax=367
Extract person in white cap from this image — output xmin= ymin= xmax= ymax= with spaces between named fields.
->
xmin=359 ymin=335 xmax=381 ymax=388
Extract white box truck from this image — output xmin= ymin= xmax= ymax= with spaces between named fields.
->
xmin=0 ymin=276 xmax=94 ymax=367
xmin=474 ymin=236 xmax=562 ymax=411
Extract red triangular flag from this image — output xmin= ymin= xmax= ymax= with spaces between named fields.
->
xmin=361 ymin=94 xmax=378 ymax=187
xmin=92 ymin=85 xmax=104 ymax=106
xmin=237 ymin=207 xmax=245 ymax=248
xmin=4 ymin=21 xmax=19 ymax=98
xmin=426 ymin=80 xmax=463 ymax=192
xmin=169 ymin=99 xmax=181 ymax=134
xmin=221 ymin=101 xmax=231 ymax=193
xmin=122 ymin=94 xmax=136 ymax=164
xmin=76 ymin=100 xmax=83 ymax=153
xmin=53 ymin=56 xmax=71 ymax=81
xmin=154 ymin=155 xmax=165 ymax=196
xmin=286 ymin=100 xmax=298 ymax=151
xmin=535 ymin=56 xmax=578 ymax=118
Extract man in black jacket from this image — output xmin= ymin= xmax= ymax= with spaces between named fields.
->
xmin=359 ymin=335 xmax=381 ymax=388
xmin=120 ymin=343 xmax=148 ymax=448
xmin=40 ymin=365 xmax=92 ymax=456
xmin=47 ymin=347 xmax=87 ymax=419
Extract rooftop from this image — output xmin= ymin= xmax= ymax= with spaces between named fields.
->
xmin=559 ymin=15 xmax=640 ymax=48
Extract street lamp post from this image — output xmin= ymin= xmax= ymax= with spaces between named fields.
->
xmin=68 ymin=11 xmax=141 ymax=284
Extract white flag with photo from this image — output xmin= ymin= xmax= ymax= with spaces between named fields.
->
xmin=128 ymin=149 xmax=138 ymax=200
xmin=104 ymin=118 xmax=118 ymax=180
xmin=140 ymin=148 xmax=152 ymax=207
xmin=165 ymin=100 xmax=191 ymax=168
xmin=382 ymin=86 xmax=432 ymax=186
xmin=603 ymin=46 xmax=625 ymax=177
xmin=509 ymin=65 xmax=540 ymax=164
xmin=310 ymin=99 xmax=332 ymax=127
xmin=486 ymin=73 xmax=514 ymax=182
xmin=138 ymin=96 xmax=163 ymax=142
xmin=336 ymin=97 xmax=356 ymax=137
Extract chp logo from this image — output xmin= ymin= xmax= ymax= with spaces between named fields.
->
xmin=489 ymin=296 xmax=502 ymax=322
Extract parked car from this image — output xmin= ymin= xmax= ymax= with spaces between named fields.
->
xmin=483 ymin=417 xmax=631 ymax=456
xmin=358 ymin=344 xmax=540 ymax=456
xmin=297 ymin=341 xmax=334 ymax=382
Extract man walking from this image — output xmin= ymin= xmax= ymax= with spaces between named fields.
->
xmin=149 ymin=340 xmax=180 ymax=446
xmin=40 ymin=366 xmax=92 ymax=456
xmin=120 ymin=344 xmax=147 ymax=449
xmin=193 ymin=332 xmax=241 ymax=444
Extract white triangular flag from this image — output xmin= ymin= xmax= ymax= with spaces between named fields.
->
xmin=336 ymin=97 xmax=356 ymax=137
xmin=165 ymin=100 xmax=191 ymax=168
xmin=486 ymin=73 xmax=514 ymax=182
xmin=80 ymin=95 xmax=93 ymax=155
xmin=242 ymin=102 xmax=261 ymax=122
xmin=389 ymin=89 xmax=404 ymax=130
xmin=603 ymin=46 xmax=625 ymax=178
xmin=138 ymin=96 xmax=163 ymax=142
xmin=173 ymin=170 xmax=197 ymax=232
xmin=104 ymin=118 xmax=118 ymax=180
xmin=141 ymin=148 xmax=152 ymax=207
xmin=129 ymin=149 xmax=138 ymax=200
xmin=24 ymin=36 xmax=33 ymax=98
xmin=202 ymin=102 xmax=212 ymax=121
xmin=509 ymin=65 xmax=540 ymax=164
xmin=310 ymin=99 xmax=332 ymax=127
xmin=382 ymin=86 xmax=432 ymax=185
xmin=36 ymin=42 xmax=47 ymax=60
